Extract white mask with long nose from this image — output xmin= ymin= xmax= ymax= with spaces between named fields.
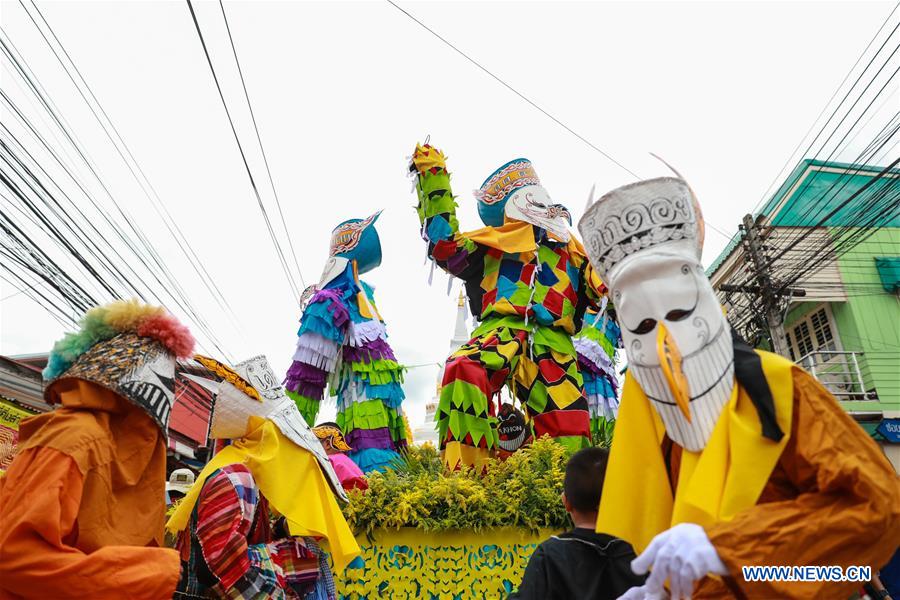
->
xmin=578 ymin=177 xmax=734 ymax=451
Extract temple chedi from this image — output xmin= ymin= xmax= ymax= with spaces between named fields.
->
xmin=414 ymin=290 xmax=470 ymax=446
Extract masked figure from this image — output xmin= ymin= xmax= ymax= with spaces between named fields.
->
xmin=574 ymin=304 xmax=623 ymax=438
xmin=409 ymin=142 xmax=614 ymax=470
xmin=0 ymin=300 xmax=195 ymax=599
xmin=314 ymin=422 xmax=368 ymax=491
xmin=578 ymin=177 xmax=900 ymax=599
xmin=168 ymin=355 xmax=359 ymax=600
xmin=284 ymin=213 xmax=408 ymax=474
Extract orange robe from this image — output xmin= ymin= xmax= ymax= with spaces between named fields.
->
xmin=670 ymin=368 xmax=900 ymax=598
xmin=0 ymin=380 xmax=180 ymax=599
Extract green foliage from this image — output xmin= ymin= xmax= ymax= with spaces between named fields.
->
xmin=342 ymin=437 xmax=573 ymax=537
xmin=591 ymin=417 xmax=616 ymax=449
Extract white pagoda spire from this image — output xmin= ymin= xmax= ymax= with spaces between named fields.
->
xmin=450 ymin=289 xmax=469 ymax=351
xmin=415 ymin=290 xmax=470 ymax=446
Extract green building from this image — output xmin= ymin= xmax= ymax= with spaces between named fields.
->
xmin=708 ymin=159 xmax=900 ymax=471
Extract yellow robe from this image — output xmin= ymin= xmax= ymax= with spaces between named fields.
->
xmin=599 ymin=351 xmax=900 ymax=598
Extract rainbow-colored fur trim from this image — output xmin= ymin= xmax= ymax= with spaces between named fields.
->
xmin=43 ymin=299 xmax=195 ymax=380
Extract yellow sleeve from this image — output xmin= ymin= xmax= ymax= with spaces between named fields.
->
xmin=706 ymin=368 xmax=900 ymax=599
xmin=0 ymin=446 xmax=181 ymax=599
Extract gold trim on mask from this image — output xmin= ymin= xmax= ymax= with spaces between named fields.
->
xmin=193 ymin=354 xmax=261 ymax=402
xmin=313 ymin=425 xmax=351 ymax=452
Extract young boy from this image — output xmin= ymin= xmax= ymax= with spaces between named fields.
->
xmin=510 ymin=447 xmax=646 ymax=600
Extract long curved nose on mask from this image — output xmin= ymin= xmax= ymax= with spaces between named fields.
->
xmin=656 ymin=322 xmax=692 ymax=422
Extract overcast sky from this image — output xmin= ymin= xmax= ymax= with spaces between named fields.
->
xmin=1 ymin=0 xmax=896 ymax=428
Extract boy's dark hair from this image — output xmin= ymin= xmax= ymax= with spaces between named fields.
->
xmin=563 ymin=447 xmax=610 ymax=513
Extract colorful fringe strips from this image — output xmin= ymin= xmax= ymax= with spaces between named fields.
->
xmin=285 ymin=267 xmax=407 ymax=473
xmin=574 ymin=310 xmax=622 ymax=437
xmin=437 ymin=326 xmax=592 ymax=469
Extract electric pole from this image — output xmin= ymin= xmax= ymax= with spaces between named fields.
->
xmin=738 ymin=214 xmax=792 ymax=357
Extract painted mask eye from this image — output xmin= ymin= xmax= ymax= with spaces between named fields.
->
xmin=665 ymin=308 xmax=693 ymax=322
xmin=629 ymin=318 xmax=658 ymax=335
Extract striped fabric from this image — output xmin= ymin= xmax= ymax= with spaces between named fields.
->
xmin=272 ymin=539 xmax=319 ymax=597
xmin=196 ymin=465 xmax=258 ymax=590
xmin=175 ymin=464 xmax=335 ymax=600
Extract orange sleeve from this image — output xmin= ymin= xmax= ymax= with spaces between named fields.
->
xmin=706 ymin=368 xmax=900 ymax=599
xmin=0 ymin=446 xmax=180 ymax=600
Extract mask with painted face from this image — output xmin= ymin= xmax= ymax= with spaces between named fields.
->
xmin=578 ymin=178 xmax=733 ymax=451
xmin=184 ymin=354 xmax=348 ymax=502
xmin=329 ymin=211 xmax=383 ymax=275
xmin=504 ymin=189 xmax=572 ymax=243
xmin=475 ymin=158 xmax=572 ymax=241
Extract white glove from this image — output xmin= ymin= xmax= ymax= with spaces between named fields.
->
xmin=627 ymin=523 xmax=728 ymax=600
xmin=617 ymin=584 xmax=669 ymax=600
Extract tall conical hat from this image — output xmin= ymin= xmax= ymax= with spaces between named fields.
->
xmin=185 ymin=354 xmax=348 ymax=503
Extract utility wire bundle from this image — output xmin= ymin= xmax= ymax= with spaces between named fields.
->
xmin=1 ymin=0 xmax=242 ymax=359
xmin=718 ymin=4 xmax=900 ymax=344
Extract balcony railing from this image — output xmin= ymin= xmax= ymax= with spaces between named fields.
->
xmin=796 ymin=351 xmax=877 ymax=401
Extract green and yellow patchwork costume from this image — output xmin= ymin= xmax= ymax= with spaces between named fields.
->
xmin=409 ymin=142 xmax=613 ymax=468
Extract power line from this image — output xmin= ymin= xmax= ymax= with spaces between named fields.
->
xmin=384 ymin=0 xmax=641 ymax=180
xmin=721 ymin=19 xmax=900 ymax=304
xmin=217 ymin=0 xmax=305 ymax=289
xmin=1 ymin=22 xmax=232 ymax=359
xmin=0 ymin=272 xmax=73 ymax=327
xmin=25 ymin=0 xmax=246 ymax=347
xmin=750 ymin=2 xmax=900 ymax=215
xmin=17 ymin=2 xmax=240 ymax=357
xmin=756 ymin=24 xmax=899 ymax=255
xmin=184 ymin=0 xmax=303 ymax=304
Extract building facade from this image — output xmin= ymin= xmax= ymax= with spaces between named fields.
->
xmin=708 ymin=159 xmax=900 ymax=470
xmin=0 ymin=354 xmax=51 ymax=470
xmin=0 ymin=352 xmax=214 ymax=472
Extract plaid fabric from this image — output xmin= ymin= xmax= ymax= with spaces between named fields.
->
xmin=214 ymin=544 xmax=284 ymax=600
xmin=196 ymin=465 xmax=258 ymax=591
xmin=271 ymin=539 xmax=318 ymax=597
xmin=174 ymin=465 xmax=286 ymax=599
xmin=175 ymin=464 xmax=336 ymax=600
xmin=304 ymin=538 xmax=336 ymax=600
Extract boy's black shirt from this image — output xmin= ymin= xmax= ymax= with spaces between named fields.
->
xmin=509 ymin=528 xmax=647 ymax=600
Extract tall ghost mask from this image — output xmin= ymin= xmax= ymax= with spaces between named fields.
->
xmin=317 ymin=211 xmax=384 ymax=289
xmin=578 ymin=178 xmax=734 ymax=451
xmin=476 ymin=158 xmax=572 ymax=241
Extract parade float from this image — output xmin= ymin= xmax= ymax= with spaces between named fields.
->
xmin=321 ymin=310 xmax=620 ymax=597
xmin=329 ymin=437 xmax=582 ymax=599
xmin=304 ymin=143 xmax=624 ymax=598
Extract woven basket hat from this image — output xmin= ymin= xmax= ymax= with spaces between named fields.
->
xmin=186 ymin=354 xmax=347 ymax=503
xmin=42 ymin=300 xmax=195 ymax=436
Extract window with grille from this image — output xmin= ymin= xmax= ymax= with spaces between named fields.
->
xmin=787 ymin=306 xmax=839 ymax=361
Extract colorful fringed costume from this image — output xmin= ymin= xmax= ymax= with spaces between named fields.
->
xmin=284 ymin=213 xmax=408 ymax=473
xmin=0 ymin=300 xmax=195 ymax=599
xmin=409 ymin=143 xmax=607 ymax=469
xmin=573 ymin=305 xmax=622 ymax=437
